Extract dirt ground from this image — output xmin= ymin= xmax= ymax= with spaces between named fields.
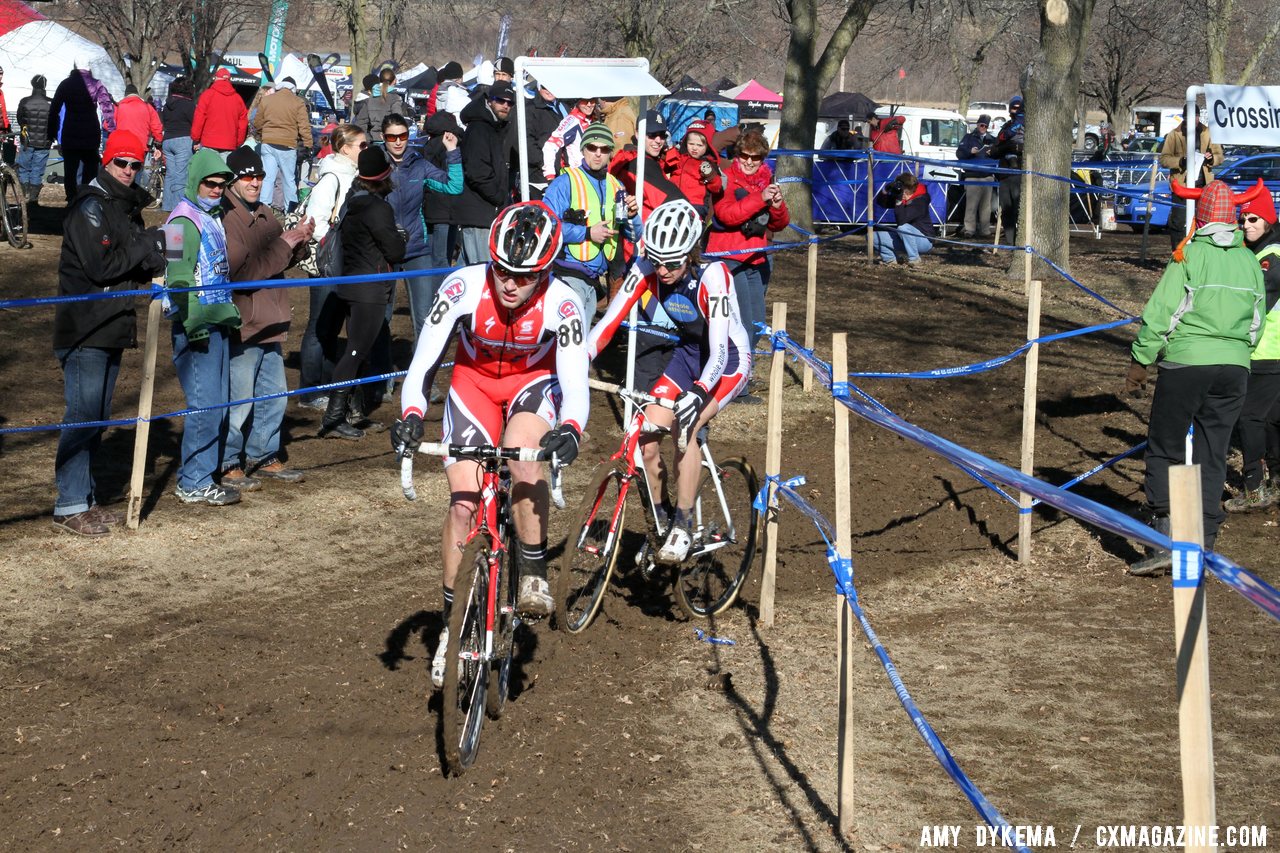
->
xmin=1 ymin=198 xmax=1277 ymax=852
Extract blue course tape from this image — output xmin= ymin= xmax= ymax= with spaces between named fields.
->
xmin=765 ymin=476 xmax=1032 ymax=851
xmin=779 ymin=330 xmax=1280 ymax=625
xmin=1171 ymin=542 xmax=1203 ymax=589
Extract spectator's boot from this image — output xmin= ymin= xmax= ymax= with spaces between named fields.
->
xmin=26 ymin=185 xmax=39 ymax=205
xmin=318 ymin=390 xmax=364 ymax=440
xmin=1128 ymin=514 xmax=1172 ymax=577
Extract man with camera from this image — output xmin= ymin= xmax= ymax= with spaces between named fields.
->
xmin=1160 ymin=114 xmax=1224 ymax=250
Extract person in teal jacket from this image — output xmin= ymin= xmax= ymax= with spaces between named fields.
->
xmin=165 ymin=148 xmax=242 ymax=507
xmin=1124 ymin=179 xmax=1267 ymax=574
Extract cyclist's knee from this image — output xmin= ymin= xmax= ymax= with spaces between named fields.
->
xmin=448 ymin=493 xmax=480 ymax=523
xmin=506 ymin=459 xmax=543 ymax=487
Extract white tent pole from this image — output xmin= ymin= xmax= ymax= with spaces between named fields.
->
xmin=516 ymin=56 xmax=531 ymax=202
xmin=625 ymin=100 xmax=649 ymax=418
xmin=1184 ymin=85 xmax=1205 ymax=237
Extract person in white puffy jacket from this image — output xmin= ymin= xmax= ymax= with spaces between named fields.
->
xmin=298 ymin=124 xmax=365 ymax=407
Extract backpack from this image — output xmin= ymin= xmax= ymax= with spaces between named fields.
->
xmin=314 ymin=195 xmax=351 ymax=277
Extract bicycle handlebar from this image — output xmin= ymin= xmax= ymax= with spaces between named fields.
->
xmin=399 ymin=442 xmax=564 ymax=505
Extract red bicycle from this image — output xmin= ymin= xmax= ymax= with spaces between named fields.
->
xmin=557 ymin=380 xmax=760 ymax=632
xmin=400 ymin=441 xmax=561 ymax=775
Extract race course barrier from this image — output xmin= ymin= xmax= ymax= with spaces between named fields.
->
xmin=753 ymin=318 xmax=1279 ymax=847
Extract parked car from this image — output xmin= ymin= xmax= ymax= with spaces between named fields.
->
xmin=965 ymin=101 xmax=1009 ymax=133
xmin=1111 ymin=153 xmax=1280 ymax=229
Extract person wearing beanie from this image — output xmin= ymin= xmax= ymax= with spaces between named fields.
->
xmin=1223 ymin=191 xmax=1280 ymax=511
xmin=252 ymin=71 xmax=311 ymax=210
xmin=314 ymin=145 xmax=406 ymax=440
xmin=165 ymin=148 xmax=243 ymax=506
xmin=671 ymin=118 xmax=723 ymax=214
xmin=192 ymin=68 xmax=249 ymax=155
xmin=218 ymin=145 xmax=314 ymax=488
xmin=114 ymin=83 xmax=164 ymax=189
xmin=517 ymin=79 xmax=567 ymax=197
xmin=1125 ymin=179 xmax=1268 ymax=574
xmin=987 ymin=95 xmax=1025 ymax=243
xmin=542 ymin=120 xmax=639 ymax=314
xmin=956 ymin=114 xmax=996 ymax=238
xmin=431 ymin=61 xmax=470 ymax=123
xmin=16 ymin=73 xmax=53 ymax=203
xmin=52 ymin=130 xmax=166 ymax=537
xmin=160 ymin=76 xmax=197 ymax=210
xmin=494 ymin=56 xmax=515 ymax=84
xmin=455 ymin=80 xmax=516 ymax=264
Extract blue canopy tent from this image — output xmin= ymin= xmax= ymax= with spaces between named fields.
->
xmin=657 ymin=85 xmax=738 ymax=143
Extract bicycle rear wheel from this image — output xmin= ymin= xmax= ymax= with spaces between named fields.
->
xmin=675 ymin=456 xmax=760 ymax=619
xmin=556 ymin=462 xmax=629 ymax=633
xmin=1 ymin=170 xmax=29 ymax=249
xmin=486 ymin=537 xmax=516 ymax=719
xmin=442 ymin=539 xmax=490 ymax=776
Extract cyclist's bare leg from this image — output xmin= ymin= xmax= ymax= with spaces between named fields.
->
xmin=443 ymin=460 xmax=483 ymax=590
xmin=502 ymin=411 xmax=552 ymax=547
xmin=503 ymin=411 xmax=554 ymax=615
xmin=673 ymin=399 xmax=720 ymax=510
xmin=639 ymin=403 xmax=672 ymax=515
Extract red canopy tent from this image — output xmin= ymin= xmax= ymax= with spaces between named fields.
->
xmin=721 ymin=79 xmax=782 ymax=116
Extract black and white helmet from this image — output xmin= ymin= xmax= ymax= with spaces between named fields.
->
xmin=644 ymin=200 xmax=703 ymax=265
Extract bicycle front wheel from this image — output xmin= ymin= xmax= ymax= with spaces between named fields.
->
xmin=675 ymin=457 xmax=760 ymax=619
xmin=556 ymin=462 xmax=629 ymax=634
xmin=1 ymin=170 xmax=29 ymax=249
xmin=442 ymin=539 xmax=491 ymax=776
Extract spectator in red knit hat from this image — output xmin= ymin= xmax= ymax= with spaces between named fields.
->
xmin=671 ymin=118 xmax=723 ymax=215
xmin=192 ymin=68 xmax=249 ymax=155
xmin=1227 ymin=188 xmax=1280 ymax=511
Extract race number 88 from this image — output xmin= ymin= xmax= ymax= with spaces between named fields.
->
xmin=558 ymin=318 xmax=583 ymax=347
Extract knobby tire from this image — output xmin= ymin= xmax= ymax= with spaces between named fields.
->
xmin=442 ymin=539 xmax=490 ymax=776
xmin=556 ymin=462 xmax=629 ymax=634
xmin=674 ymin=457 xmax=760 ymax=619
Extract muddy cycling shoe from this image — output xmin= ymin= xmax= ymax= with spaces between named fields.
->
xmin=656 ymin=523 xmax=693 ymax=564
xmin=1127 ymin=514 xmax=1171 ymax=577
xmin=431 ymin=627 xmax=449 ymax=689
xmin=516 ymin=575 xmax=554 ymax=618
xmin=1224 ymin=485 xmax=1276 ymax=513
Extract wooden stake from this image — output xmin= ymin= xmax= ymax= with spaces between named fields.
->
xmin=760 ymin=301 xmax=788 ymax=628
xmin=803 ymin=241 xmax=817 ymax=392
xmin=1168 ymin=465 xmax=1217 ymax=852
xmin=1017 ymin=278 xmax=1043 ymax=564
xmin=127 ymin=296 xmax=164 ymax=530
xmin=992 ymin=205 xmax=1002 ymax=254
xmin=832 ymin=333 xmax=856 ymax=839
xmin=865 ymin=152 xmax=876 ymax=263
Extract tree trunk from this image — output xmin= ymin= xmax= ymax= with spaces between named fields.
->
xmin=1013 ymin=0 xmax=1097 ymax=278
xmin=776 ymin=0 xmax=877 ymax=234
xmin=1206 ymin=0 xmax=1231 ymax=84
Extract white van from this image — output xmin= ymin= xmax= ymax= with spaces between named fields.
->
xmin=814 ymin=105 xmax=966 ymax=181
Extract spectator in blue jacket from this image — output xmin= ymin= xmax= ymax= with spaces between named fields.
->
xmin=956 ymin=114 xmax=996 ymax=238
xmin=380 ymin=113 xmax=462 ymax=341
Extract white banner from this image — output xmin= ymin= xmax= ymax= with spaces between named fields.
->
xmin=1204 ymin=84 xmax=1280 ymax=145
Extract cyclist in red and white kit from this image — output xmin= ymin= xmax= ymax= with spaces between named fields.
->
xmin=393 ymin=201 xmax=589 ymax=687
xmin=587 ymin=199 xmax=751 ymax=563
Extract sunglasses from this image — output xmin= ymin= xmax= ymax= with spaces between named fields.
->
xmin=583 ymin=143 xmax=613 ymax=154
xmin=238 ymin=173 xmax=266 ymax=182
xmin=652 ymin=259 xmax=687 ymax=273
xmin=647 ymin=131 xmax=668 ymax=140
xmin=201 ymin=178 xmax=229 ymax=190
xmin=113 ymin=158 xmax=144 ymax=172
xmin=738 ymin=153 xmax=765 ymax=162
xmin=1240 ymin=214 xmax=1263 ymax=224
xmin=494 ymin=265 xmax=538 ymax=281
xmin=491 ymin=97 xmax=515 ymax=106
xmin=384 ymin=131 xmax=410 ymax=142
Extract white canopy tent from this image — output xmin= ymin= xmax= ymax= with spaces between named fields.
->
xmin=0 ymin=1 xmax=125 ymax=107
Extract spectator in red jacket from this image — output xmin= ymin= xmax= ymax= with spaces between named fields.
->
xmin=706 ymin=129 xmax=789 ymax=387
xmin=870 ymin=114 xmax=905 ymax=155
xmin=191 ymin=68 xmax=248 ymax=155
xmin=670 ymin=118 xmax=722 ymax=215
xmin=114 ymin=84 xmax=163 ymax=186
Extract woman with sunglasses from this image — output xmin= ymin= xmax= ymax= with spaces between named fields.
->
xmin=393 ymin=201 xmax=589 ymax=680
xmin=298 ymin=124 xmax=367 ymax=408
xmin=587 ymin=200 xmax=752 ymax=563
xmin=1226 ymin=193 xmax=1280 ymax=512
xmin=164 ymin=148 xmax=242 ymax=506
xmin=706 ymin=128 xmax=789 ymax=381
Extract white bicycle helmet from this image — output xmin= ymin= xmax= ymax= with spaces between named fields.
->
xmin=644 ymin=199 xmax=703 ymax=265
